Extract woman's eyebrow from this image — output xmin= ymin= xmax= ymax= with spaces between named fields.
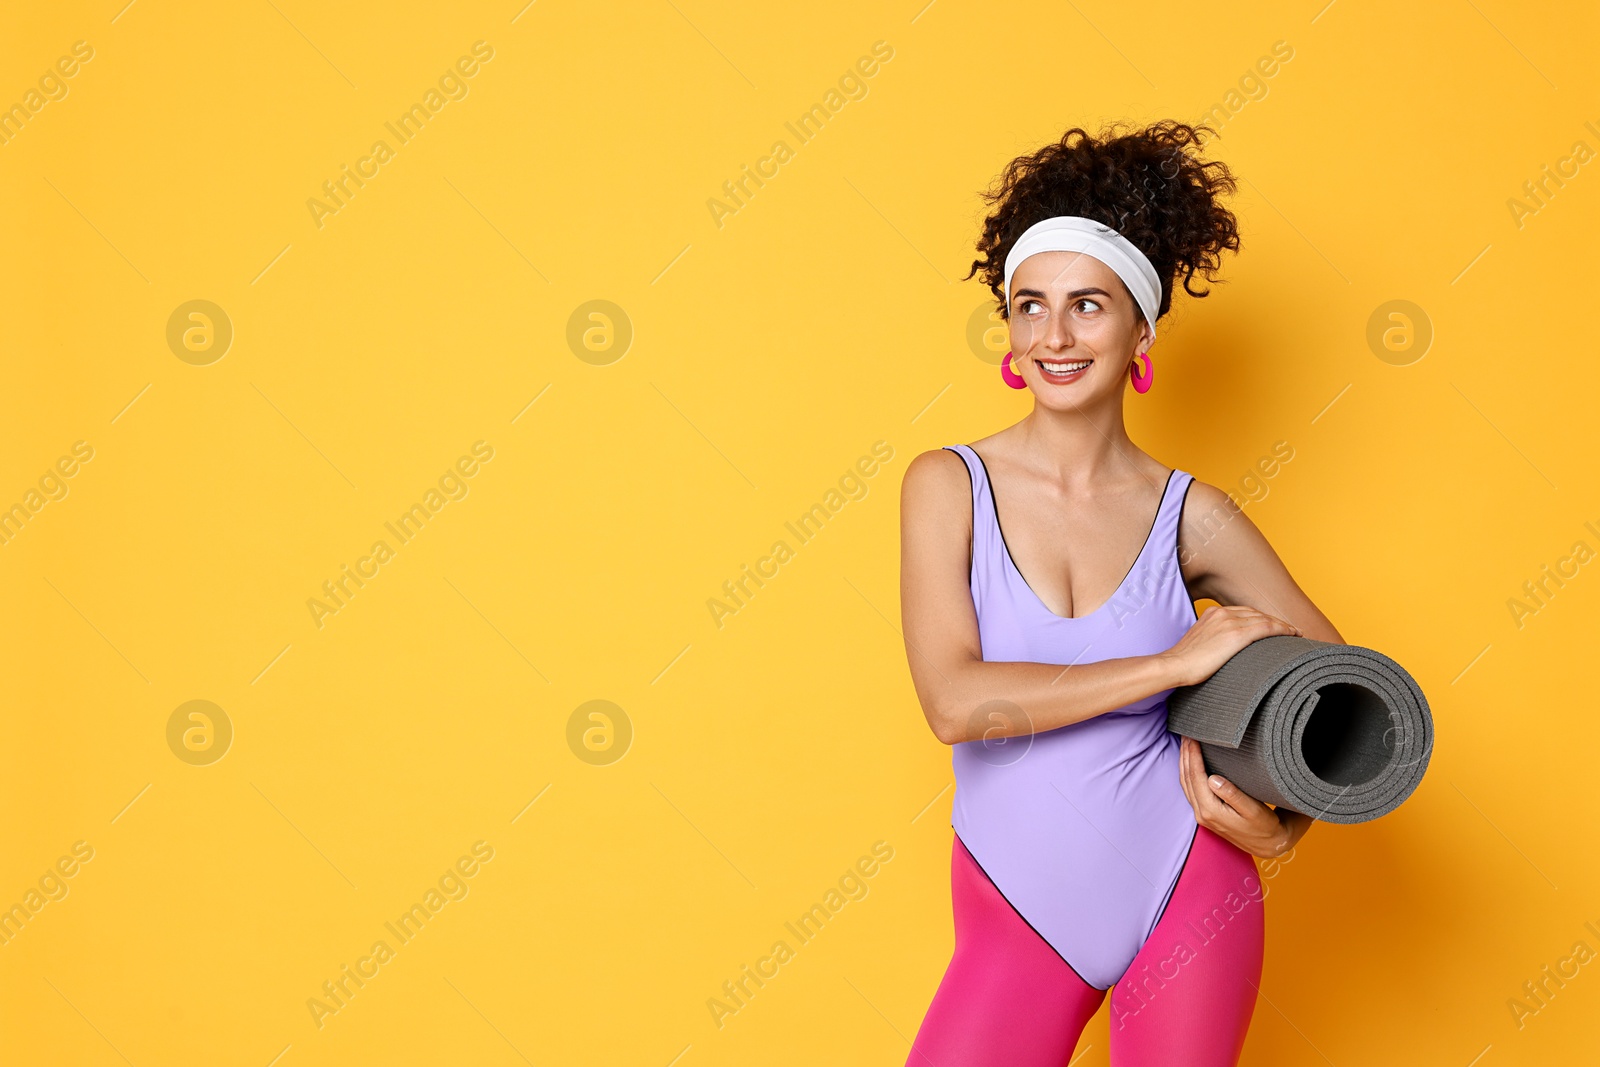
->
xmin=1012 ymin=286 xmax=1113 ymax=300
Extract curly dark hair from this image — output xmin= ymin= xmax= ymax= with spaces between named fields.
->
xmin=965 ymin=120 xmax=1241 ymax=321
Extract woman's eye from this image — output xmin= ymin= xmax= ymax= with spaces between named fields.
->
xmin=1016 ymin=297 xmax=1099 ymax=314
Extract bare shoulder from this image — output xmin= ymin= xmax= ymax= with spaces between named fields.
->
xmin=1179 ymin=478 xmax=1242 ymax=531
xmin=901 ymin=447 xmax=972 ymax=516
xmin=1178 ymin=474 xmax=1290 ymax=583
xmin=1175 ymin=473 xmax=1342 ymax=639
xmin=1178 ymin=477 xmax=1249 ymax=578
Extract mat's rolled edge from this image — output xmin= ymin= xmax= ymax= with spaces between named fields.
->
xmin=1166 ymin=636 xmax=1435 ymax=824
xmin=1197 ymin=743 xmax=1295 ymax=810
xmin=1269 ymin=653 xmax=1435 ymax=823
xmin=1166 ymin=635 xmax=1333 ymax=746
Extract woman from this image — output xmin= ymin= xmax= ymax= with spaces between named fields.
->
xmin=899 ymin=121 xmax=1344 ymax=1066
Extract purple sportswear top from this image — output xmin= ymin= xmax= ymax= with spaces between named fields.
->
xmin=945 ymin=443 xmax=1200 ymax=990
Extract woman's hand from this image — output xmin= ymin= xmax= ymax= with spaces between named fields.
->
xmin=1177 ymin=736 xmax=1310 ymax=859
xmin=1160 ymin=604 xmax=1301 ymax=688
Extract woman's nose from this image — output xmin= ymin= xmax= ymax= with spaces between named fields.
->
xmin=1010 ymin=307 xmax=1074 ymax=353
xmin=1044 ymin=311 xmax=1074 ymax=349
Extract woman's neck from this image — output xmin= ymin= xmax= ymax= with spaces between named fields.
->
xmin=1011 ymin=397 xmax=1149 ymax=489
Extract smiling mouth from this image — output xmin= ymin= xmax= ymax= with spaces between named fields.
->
xmin=1036 ymin=358 xmax=1092 ymax=377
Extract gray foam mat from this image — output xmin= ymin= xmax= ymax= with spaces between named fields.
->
xmin=1166 ymin=636 xmax=1433 ymax=824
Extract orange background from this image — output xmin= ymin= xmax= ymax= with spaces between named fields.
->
xmin=3 ymin=1 xmax=1597 ymax=1063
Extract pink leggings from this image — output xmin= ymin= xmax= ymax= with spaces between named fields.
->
xmin=907 ymin=827 xmax=1264 ymax=1067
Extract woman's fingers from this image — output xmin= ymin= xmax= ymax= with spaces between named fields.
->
xmin=1206 ymin=773 xmax=1249 ymax=817
xmin=1207 ymin=773 xmax=1282 ymax=847
xmin=1198 ymin=606 xmax=1300 ymax=650
xmin=1248 ymin=608 xmax=1300 ymax=637
xmin=1170 ymin=605 xmax=1303 ymax=690
xmin=1180 ymin=736 xmax=1285 ymax=855
xmin=1180 ymin=737 xmax=1224 ymax=826
xmin=1176 ymin=738 xmax=1197 ymax=805
xmin=1178 ymin=739 xmax=1206 ymax=818
xmin=1181 ymin=737 xmax=1204 ymax=787
xmin=1266 ymin=613 xmax=1300 ymax=637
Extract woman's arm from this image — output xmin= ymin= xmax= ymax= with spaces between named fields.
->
xmin=898 ymin=451 xmax=1297 ymax=745
xmin=1174 ymin=480 xmax=1344 ymax=857
xmin=1179 ymin=480 xmax=1343 ymax=643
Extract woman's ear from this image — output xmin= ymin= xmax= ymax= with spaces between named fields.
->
xmin=1134 ymin=317 xmax=1155 ymax=355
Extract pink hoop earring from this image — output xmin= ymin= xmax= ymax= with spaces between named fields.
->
xmin=1000 ymin=351 xmax=1028 ymax=390
xmin=1129 ymin=350 xmax=1154 ymax=393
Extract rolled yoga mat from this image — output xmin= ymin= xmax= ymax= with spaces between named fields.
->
xmin=1166 ymin=636 xmax=1434 ymax=825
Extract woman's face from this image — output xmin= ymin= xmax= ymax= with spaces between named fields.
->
xmin=1006 ymin=250 xmax=1154 ymax=407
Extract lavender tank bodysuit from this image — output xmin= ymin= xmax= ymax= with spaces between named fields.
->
xmin=944 ymin=443 xmax=1200 ymax=990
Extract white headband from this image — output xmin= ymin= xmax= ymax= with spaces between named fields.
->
xmin=1002 ymin=216 xmax=1163 ymax=338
